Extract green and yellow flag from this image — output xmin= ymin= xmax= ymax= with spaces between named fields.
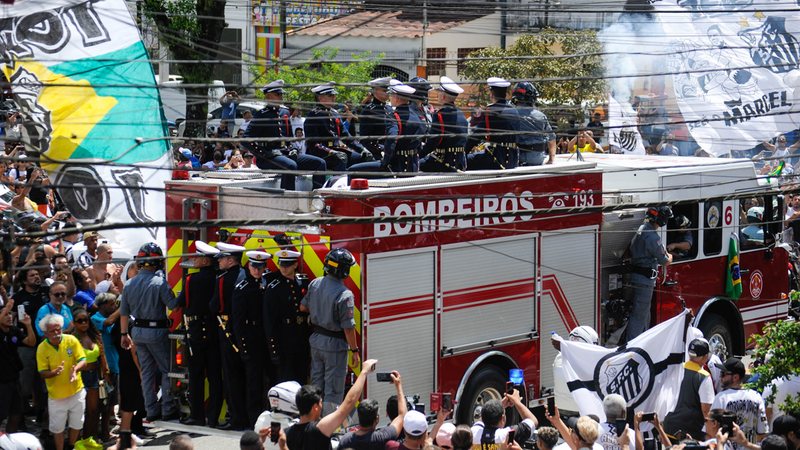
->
xmin=726 ymin=233 xmax=742 ymax=300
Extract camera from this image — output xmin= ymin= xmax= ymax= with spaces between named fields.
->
xmin=376 ymin=372 xmax=393 ymax=382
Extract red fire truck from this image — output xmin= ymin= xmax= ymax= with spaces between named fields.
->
xmin=164 ymin=154 xmax=788 ymax=424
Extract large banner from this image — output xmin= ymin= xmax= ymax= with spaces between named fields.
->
xmin=658 ymin=0 xmax=800 ymax=155
xmin=0 ymin=0 xmax=170 ymax=251
xmin=607 ymin=95 xmax=647 ymax=154
xmin=560 ymin=310 xmax=688 ymax=422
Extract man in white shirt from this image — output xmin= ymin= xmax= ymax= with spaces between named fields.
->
xmin=471 ymin=388 xmax=537 ymax=446
xmin=711 ymin=357 xmax=769 ymax=450
xmin=663 ymin=338 xmax=715 ymax=440
xmin=762 ymin=374 xmax=800 ymax=428
xmin=598 ymin=394 xmax=636 ymax=450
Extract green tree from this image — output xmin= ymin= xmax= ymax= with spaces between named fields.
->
xmin=747 ymin=319 xmax=800 ymax=416
xmin=143 ymin=0 xmax=227 ymax=137
xmin=461 ymin=28 xmax=606 ymax=120
xmin=252 ymin=48 xmax=382 ymax=110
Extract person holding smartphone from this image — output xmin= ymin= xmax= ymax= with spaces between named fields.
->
xmin=336 ymin=370 xmax=406 ymax=450
xmin=470 ymin=387 xmax=538 ymax=446
xmin=597 ymin=394 xmax=636 ymax=450
xmin=0 ymin=299 xmax=36 ymax=431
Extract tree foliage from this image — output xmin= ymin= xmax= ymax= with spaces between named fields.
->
xmin=747 ymin=319 xmax=800 ymax=416
xmin=252 ymin=48 xmax=382 ymax=110
xmin=142 ymin=0 xmax=227 ymax=137
xmin=461 ymin=28 xmax=606 ymax=111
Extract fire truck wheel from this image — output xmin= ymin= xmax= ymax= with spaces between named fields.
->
xmin=700 ymin=313 xmax=732 ymax=360
xmin=457 ymin=365 xmax=507 ymax=425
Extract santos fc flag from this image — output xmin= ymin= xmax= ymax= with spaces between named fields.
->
xmin=560 ymin=310 xmax=689 ymax=422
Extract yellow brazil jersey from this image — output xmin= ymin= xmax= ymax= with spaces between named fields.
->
xmin=36 ymin=334 xmax=86 ymax=399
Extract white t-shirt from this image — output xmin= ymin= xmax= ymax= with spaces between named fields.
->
xmin=554 ymin=442 xmax=604 ymax=450
xmin=598 ymin=422 xmax=635 ymax=450
xmin=762 ymin=375 xmax=800 ymax=428
xmin=711 ymin=388 xmax=769 ymax=450
xmin=470 ymin=418 xmax=536 ymax=445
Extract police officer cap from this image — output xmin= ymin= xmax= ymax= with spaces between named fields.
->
xmin=438 ymin=76 xmax=464 ymax=96
xmin=262 ymin=79 xmax=285 ymax=94
xmin=194 ymin=240 xmax=219 ymax=257
xmin=311 ymin=82 xmax=338 ymax=96
xmin=215 ymin=242 xmax=246 ymax=258
xmin=389 ymin=83 xmax=416 ymax=98
xmin=368 ymin=77 xmax=392 ymax=89
xmin=246 ymin=250 xmax=272 ymax=267
xmin=487 ymin=77 xmax=511 ymax=88
xmin=275 ymin=249 xmax=301 ymax=265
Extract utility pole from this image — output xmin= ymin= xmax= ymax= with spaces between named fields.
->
xmin=500 ymin=0 xmax=507 ymax=49
xmin=280 ymin=0 xmax=287 ymax=49
xmin=420 ymin=0 xmax=428 ymax=75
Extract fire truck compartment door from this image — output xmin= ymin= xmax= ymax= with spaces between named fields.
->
xmin=539 ymin=226 xmax=598 ymax=394
xmin=440 ymin=235 xmax=537 ymax=354
xmin=364 ymin=248 xmax=436 ymax=403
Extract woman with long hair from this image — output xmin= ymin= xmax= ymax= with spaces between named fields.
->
xmin=71 ymin=307 xmax=109 ymax=444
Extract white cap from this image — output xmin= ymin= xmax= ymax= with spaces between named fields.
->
xmin=368 ymin=77 xmax=392 ymax=88
xmin=95 ymin=280 xmax=111 ymax=295
xmin=311 ymin=82 xmax=338 ymax=95
xmin=403 ymin=410 xmax=428 ymax=436
xmin=439 ymin=76 xmax=464 ymax=95
xmin=389 ymin=79 xmax=402 ymax=86
xmin=389 ymin=84 xmax=416 ymax=97
xmin=246 ymin=250 xmax=272 ymax=266
xmin=195 ymin=240 xmax=220 ymax=256
xmin=0 ymin=432 xmax=43 ymax=450
xmin=262 ymin=79 xmax=285 ymax=94
xmin=436 ymin=422 xmax=456 ymax=447
xmin=487 ymin=77 xmax=511 ymax=88
xmin=275 ymin=249 xmax=301 ymax=265
xmin=216 ymin=242 xmax=246 ymax=257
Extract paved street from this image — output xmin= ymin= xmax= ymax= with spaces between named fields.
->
xmin=136 ymin=422 xmax=243 ymax=450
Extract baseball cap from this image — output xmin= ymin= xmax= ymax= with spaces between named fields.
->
xmin=403 ymin=410 xmax=428 ymax=437
xmin=436 ymin=422 xmax=456 ymax=447
xmin=83 ymin=231 xmax=99 ymax=240
xmin=242 ymin=151 xmax=254 ymax=158
xmin=688 ymin=338 xmax=710 ymax=357
xmin=714 ymin=357 xmax=746 ymax=377
xmin=772 ymin=414 xmax=800 ymax=436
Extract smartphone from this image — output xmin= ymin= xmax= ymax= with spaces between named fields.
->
xmin=442 ymin=392 xmax=452 ymax=411
xmin=414 ymin=404 xmax=425 ymax=413
xmin=430 ymin=392 xmax=441 ymax=412
xmin=376 ymin=372 xmax=393 ymax=382
xmin=270 ymin=421 xmax=280 ymax=444
xmin=720 ymin=413 xmax=735 ymax=435
xmin=17 ymin=305 xmax=25 ymax=320
xmin=641 ymin=412 xmax=655 ymax=422
xmin=507 ymin=429 xmax=516 ymax=444
xmin=615 ymin=419 xmax=627 ymax=437
xmin=547 ymin=397 xmax=555 ymax=416
xmin=505 ymin=381 xmax=514 ymax=395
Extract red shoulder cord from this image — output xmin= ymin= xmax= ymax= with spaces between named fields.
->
xmin=185 ymin=274 xmax=192 ymax=310
xmin=393 ymin=112 xmax=403 ymax=134
xmin=218 ymin=277 xmax=225 ymax=313
xmin=335 ymin=117 xmax=341 ymax=137
xmin=282 ymin=115 xmax=290 ymax=137
xmin=437 ymin=112 xmax=445 ymax=147
xmin=484 ymin=114 xmax=491 ymax=142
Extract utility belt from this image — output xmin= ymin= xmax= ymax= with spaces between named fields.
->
xmin=133 ymin=319 xmax=170 ymax=329
xmin=397 ymin=149 xmax=417 ymax=157
xmin=628 ymin=266 xmax=658 ymax=279
xmin=312 ymin=325 xmax=345 ymax=340
xmin=519 ymin=143 xmax=546 ymax=153
xmin=489 ymin=142 xmax=517 ymax=150
xmin=439 ymin=147 xmax=465 ymax=154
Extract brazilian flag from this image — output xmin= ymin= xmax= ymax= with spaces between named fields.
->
xmin=726 ymin=233 xmax=742 ymax=300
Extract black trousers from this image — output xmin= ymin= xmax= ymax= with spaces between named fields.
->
xmin=186 ymin=337 xmax=223 ymax=425
xmin=218 ymin=329 xmax=247 ymax=428
xmin=241 ymin=351 xmax=266 ymax=427
xmin=277 ymin=353 xmax=310 ymax=385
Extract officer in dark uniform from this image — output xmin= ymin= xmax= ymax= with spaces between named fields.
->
xmin=467 ymin=77 xmax=521 ymax=170
xmin=231 ymin=250 xmax=271 ymax=428
xmin=408 ymin=77 xmax=433 ymax=152
xmin=176 ymin=241 xmax=223 ymax=427
xmin=208 ymin=242 xmax=248 ymax=430
xmin=512 ymin=81 xmax=556 ymax=166
xmin=304 ymin=82 xmax=371 ymax=171
xmin=357 ymin=77 xmax=393 ymax=160
xmin=348 ymin=83 xmax=424 ymax=175
xmin=245 ymin=80 xmax=326 ymax=190
xmin=626 ymin=206 xmax=673 ymax=341
xmin=263 ymin=249 xmax=310 ymax=384
xmin=420 ymin=76 xmax=468 ymax=172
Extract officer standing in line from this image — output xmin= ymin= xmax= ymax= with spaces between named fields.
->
xmin=408 ymin=77 xmax=433 ymax=151
xmin=626 ymin=206 xmax=673 ymax=341
xmin=304 ymin=82 xmax=372 ymax=171
xmin=208 ymin=241 xmax=248 ymax=430
xmin=348 ymin=83 xmax=425 ymax=175
xmin=245 ymin=80 xmax=327 ymax=190
xmin=231 ymin=250 xmax=271 ymax=428
xmin=467 ymin=77 xmax=521 ymax=170
xmin=263 ymin=249 xmax=311 ymax=384
xmin=512 ymin=82 xmax=556 ymax=166
xmin=176 ymin=241 xmax=223 ymax=427
xmin=299 ymin=247 xmax=360 ymax=415
xmin=420 ymin=76 xmax=468 ymax=172
xmin=119 ymin=243 xmax=180 ymax=422
xmin=357 ymin=77 xmax=393 ymax=160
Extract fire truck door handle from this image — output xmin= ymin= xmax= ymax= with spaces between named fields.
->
xmin=740 ymin=269 xmax=750 ymax=275
xmin=663 ymin=280 xmax=678 ymax=287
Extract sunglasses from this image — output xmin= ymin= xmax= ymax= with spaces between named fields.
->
xmin=75 ymin=318 xmax=88 ymax=324
xmin=52 ymin=292 xmax=67 ymax=297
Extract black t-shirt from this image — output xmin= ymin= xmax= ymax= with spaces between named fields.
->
xmin=337 ymin=426 xmax=397 ymax=450
xmin=12 ymin=288 xmax=47 ymax=321
xmin=0 ymin=325 xmax=27 ymax=382
xmin=286 ymin=421 xmax=332 ymax=450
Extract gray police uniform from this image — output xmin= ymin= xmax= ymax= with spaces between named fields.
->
xmin=626 ymin=222 xmax=669 ymax=341
xmin=119 ymin=269 xmax=180 ymax=418
xmin=516 ymin=106 xmax=555 ymax=166
xmin=301 ymin=274 xmax=355 ymax=410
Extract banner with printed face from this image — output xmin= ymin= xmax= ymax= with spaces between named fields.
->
xmin=607 ymin=95 xmax=647 ymax=154
xmin=658 ymin=1 xmax=800 ymax=156
xmin=0 ymin=0 xmax=170 ymax=251
xmin=560 ymin=310 xmax=688 ymax=422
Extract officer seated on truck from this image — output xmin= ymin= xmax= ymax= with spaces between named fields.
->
xmin=741 ymin=206 xmax=765 ymax=249
xmin=666 ymin=215 xmax=694 ymax=259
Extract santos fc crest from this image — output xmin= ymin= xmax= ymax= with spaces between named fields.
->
xmin=593 ymin=348 xmax=656 ymax=408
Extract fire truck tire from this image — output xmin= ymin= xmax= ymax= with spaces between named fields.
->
xmin=700 ymin=313 xmax=732 ymax=360
xmin=457 ymin=365 xmax=507 ymax=425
